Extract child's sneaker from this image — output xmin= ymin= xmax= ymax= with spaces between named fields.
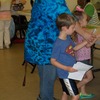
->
xmin=80 ymin=93 xmax=95 ymax=99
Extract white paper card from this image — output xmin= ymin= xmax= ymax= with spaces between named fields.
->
xmin=68 ymin=62 xmax=93 ymax=81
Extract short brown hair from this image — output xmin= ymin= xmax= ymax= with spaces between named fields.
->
xmin=56 ymin=13 xmax=75 ymax=31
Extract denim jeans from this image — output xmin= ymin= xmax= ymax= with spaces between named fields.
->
xmin=37 ymin=65 xmax=57 ymax=100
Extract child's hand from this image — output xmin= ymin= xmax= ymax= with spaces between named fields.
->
xmin=66 ymin=67 xmax=77 ymax=72
xmin=86 ymin=36 xmax=98 ymax=47
xmin=97 ymin=34 xmax=100 ymax=38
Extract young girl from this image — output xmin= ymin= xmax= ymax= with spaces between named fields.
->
xmin=50 ymin=13 xmax=90 ymax=100
xmin=72 ymin=10 xmax=96 ymax=99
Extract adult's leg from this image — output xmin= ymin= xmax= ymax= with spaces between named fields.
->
xmin=37 ymin=65 xmax=57 ymax=100
xmin=4 ymin=20 xmax=11 ymax=48
xmin=0 ymin=20 xmax=4 ymax=49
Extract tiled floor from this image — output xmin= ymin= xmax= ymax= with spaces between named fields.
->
xmin=0 ymin=43 xmax=100 ymax=100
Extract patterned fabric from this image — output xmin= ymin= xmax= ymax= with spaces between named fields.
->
xmin=74 ymin=3 xmax=100 ymax=25
xmin=24 ymin=0 xmax=72 ymax=65
xmin=84 ymin=3 xmax=95 ymax=17
xmin=88 ymin=8 xmax=100 ymax=25
xmin=85 ymin=3 xmax=100 ymax=25
xmin=75 ymin=34 xmax=91 ymax=61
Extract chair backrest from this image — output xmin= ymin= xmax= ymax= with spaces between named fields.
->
xmin=12 ymin=15 xmax=28 ymax=25
xmin=19 ymin=15 xmax=28 ymax=24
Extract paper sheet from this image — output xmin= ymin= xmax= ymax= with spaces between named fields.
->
xmin=68 ymin=62 xmax=93 ymax=81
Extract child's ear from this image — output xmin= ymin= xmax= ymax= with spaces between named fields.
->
xmin=62 ymin=26 xmax=68 ymax=31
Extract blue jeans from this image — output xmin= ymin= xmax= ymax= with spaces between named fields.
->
xmin=37 ymin=65 xmax=57 ymax=100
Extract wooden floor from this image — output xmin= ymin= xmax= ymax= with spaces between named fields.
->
xmin=0 ymin=43 xmax=100 ymax=100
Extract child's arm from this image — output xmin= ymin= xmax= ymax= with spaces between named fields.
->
xmin=97 ymin=34 xmax=100 ymax=38
xmin=73 ymin=40 xmax=87 ymax=51
xmin=74 ymin=36 xmax=98 ymax=49
xmin=75 ymin=22 xmax=96 ymax=42
xmin=50 ymin=58 xmax=77 ymax=72
xmin=86 ymin=37 xmax=98 ymax=47
xmin=86 ymin=29 xmax=99 ymax=47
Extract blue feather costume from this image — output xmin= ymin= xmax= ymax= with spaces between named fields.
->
xmin=24 ymin=0 xmax=71 ymax=65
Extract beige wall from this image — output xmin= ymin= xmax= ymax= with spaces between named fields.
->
xmin=23 ymin=0 xmax=32 ymax=10
xmin=24 ymin=0 xmax=77 ymax=11
xmin=66 ymin=0 xmax=77 ymax=11
xmin=22 ymin=0 xmax=77 ymax=21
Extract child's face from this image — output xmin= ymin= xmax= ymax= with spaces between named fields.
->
xmin=67 ymin=24 xmax=76 ymax=35
xmin=79 ymin=14 xmax=88 ymax=27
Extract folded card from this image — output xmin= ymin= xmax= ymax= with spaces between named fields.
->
xmin=68 ymin=62 xmax=93 ymax=81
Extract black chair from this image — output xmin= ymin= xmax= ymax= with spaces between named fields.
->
xmin=22 ymin=60 xmax=37 ymax=86
xmin=11 ymin=15 xmax=28 ymax=39
xmin=91 ymin=43 xmax=100 ymax=72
